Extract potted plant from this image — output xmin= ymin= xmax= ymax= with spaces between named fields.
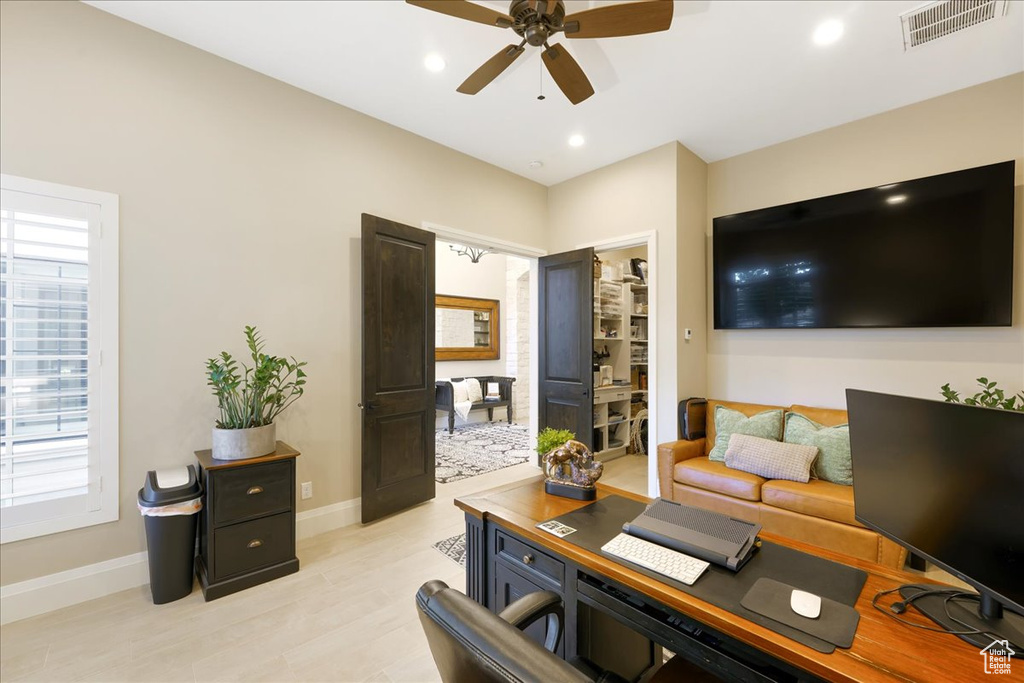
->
xmin=206 ymin=326 xmax=308 ymax=460
xmin=536 ymin=427 xmax=576 ymax=466
xmin=940 ymin=377 xmax=1024 ymax=412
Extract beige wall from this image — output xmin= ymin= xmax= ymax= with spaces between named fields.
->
xmin=547 ymin=143 xmax=681 ymax=454
xmin=707 ymin=74 xmax=1024 ymax=409
xmin=0 ymin=1 xmax=547 ymax=585
xmin=676 ymin=145 xmax=709 ymax=403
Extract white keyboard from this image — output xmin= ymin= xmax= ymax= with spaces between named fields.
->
xmin=601 ymin=533 xmax=710 ymax=586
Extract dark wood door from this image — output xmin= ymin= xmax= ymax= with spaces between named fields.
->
xmin=361 ymin=214 xmax=435 ymax=523
xmin=538 ymin=248 xmax=594 ymax=449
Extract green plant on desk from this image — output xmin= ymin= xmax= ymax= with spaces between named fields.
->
xmin=940 ymin=377 xmax=1024 ymax=412
xmin=536 ymin=427 xmax=576 ymax=456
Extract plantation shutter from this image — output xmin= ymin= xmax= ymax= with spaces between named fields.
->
xmin=1 ymin=189 xmax=100 ymax=524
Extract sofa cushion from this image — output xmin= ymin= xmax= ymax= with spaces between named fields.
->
xmin=708 ymin=405 xmax=784 ymax=462
xmin=785 ymin=412 xmax=853 ymax=486
xmin=724 ymin=434 xmax=818 ymax=483
xmin=705 ymin=400 xmax=785 ymax=457
xmin=674 ymin=457 xmax=766 ymax=502
xmin=786 ymin=404 xmax=848 ymax=427
xmin=761 ymin=479 xmax=863 ymax=527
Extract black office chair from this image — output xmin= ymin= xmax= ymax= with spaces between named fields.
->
xmin=416 ymin=580 xmax=627 ymax=683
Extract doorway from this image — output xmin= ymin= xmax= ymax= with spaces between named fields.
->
xmin=425 ymin=222 xmax=545 ymax=486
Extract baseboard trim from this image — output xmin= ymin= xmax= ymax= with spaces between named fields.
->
xmin=0 ymin=499 xmax=362 ymax=625
xmin=295 ymin=497 xmax=361 ymax=540
xmin=0 ymin=551 xmax=149 ymax=625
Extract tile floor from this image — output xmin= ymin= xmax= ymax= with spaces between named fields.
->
xmin=0 ymin=454 xmax=650 ymax=683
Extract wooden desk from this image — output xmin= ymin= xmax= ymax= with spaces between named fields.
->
xmin=456 ymin=476 xmax=987 ymax=682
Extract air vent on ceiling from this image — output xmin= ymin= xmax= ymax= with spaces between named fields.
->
xmin=900 ymin=0 xmax=1009 ymax=51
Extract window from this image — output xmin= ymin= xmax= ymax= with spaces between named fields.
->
xmin=1 ymin=175 xmax=118 ymax=543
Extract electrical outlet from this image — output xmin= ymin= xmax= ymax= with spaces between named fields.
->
xmin=301 ymin=481 xmax=313 ymax=500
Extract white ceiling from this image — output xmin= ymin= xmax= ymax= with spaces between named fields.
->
xmin=84 ymin=1 xmax=1024 ymax=186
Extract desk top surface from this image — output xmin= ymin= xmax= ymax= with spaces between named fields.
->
xmin=455 ymin=476 xmax=989 ymax=683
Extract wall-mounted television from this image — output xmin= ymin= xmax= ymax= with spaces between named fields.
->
xmin=712 ymin=161 xmax=1015 ymax=329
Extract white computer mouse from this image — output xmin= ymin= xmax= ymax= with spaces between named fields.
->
xmin=790 ymin=589 xmax=821 ymax=619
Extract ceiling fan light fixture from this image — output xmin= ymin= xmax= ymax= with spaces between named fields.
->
xmin=568 ymin=134 xmax=585 ymax=148
xmin=423 ymin=53 xmax=446 ymax=72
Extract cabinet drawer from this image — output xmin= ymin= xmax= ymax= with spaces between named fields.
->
xmin=493 ymin=561 xmax=565 ymax=657
xmin=594 ymin=389 xmax=630 ymax=404
xmin=213 ymin=462 xmax=291 ymax=525
xmin=496 ymin=530 xmax=564 ymax=589
xmin=213 ymin=512 xmax=293 ymax=579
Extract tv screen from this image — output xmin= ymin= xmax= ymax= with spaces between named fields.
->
xmin=847 ymin=390 xmax=1024 ymax=616
xmin=713 ymin=161 xmax=1015 ymax=329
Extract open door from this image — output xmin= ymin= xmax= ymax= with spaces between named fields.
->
xmin=538 ymin=247 xmax=594 ymax=450
xmin=360 ymin=214 xmax=435 ymax=523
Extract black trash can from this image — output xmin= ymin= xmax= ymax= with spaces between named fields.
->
xmin=138 ymin=465 xmax=203 ymax=605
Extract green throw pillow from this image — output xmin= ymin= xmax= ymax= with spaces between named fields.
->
xmin=708 ymin=405 xmax=784 ymax=462
xmin=784 ymin=413 xmax=853 ymax=485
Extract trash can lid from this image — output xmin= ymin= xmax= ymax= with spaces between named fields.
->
xmin=138 ymin=464 xmax=202 ymax=507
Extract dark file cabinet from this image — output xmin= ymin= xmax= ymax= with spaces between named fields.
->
xmin=195 ymin=442 xmax=300 ymax=600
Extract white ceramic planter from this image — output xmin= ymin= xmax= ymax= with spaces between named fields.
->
xmin=212 ymin=423 xmax=277 ymax=460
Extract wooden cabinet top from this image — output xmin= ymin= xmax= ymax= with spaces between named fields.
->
xmin=195 ymin=441 xmax=300 ymax=471
xmin=456 ymin=476 xmax=985 ymax=683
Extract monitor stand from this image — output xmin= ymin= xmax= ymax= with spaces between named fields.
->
xmin=900 ymin=585 xmax=1024 ymax=653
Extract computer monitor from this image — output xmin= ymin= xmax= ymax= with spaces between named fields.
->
xmin=847 ymin=389 xmax=1024 ymax=649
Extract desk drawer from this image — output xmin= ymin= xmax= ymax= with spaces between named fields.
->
xmin=496 ymin=530 xmax=564 ymax=589
xmin=213 ymin=512 xmax=293 ymax=579
xmin=213 ymin=462 xmax=291 ymax=525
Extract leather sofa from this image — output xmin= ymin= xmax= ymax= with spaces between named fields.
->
xmin=657 ymin=399 xmax=907 ymax=569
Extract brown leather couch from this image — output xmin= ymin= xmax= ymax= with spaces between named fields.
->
xmin=657 ymin=399 xmax=907 ymax=569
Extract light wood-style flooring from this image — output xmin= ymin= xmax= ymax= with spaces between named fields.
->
xmin=1 ymin=455 xmax=650 ymax=683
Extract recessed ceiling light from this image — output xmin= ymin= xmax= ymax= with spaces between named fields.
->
xmin=528 ymin=160 xmax=544 ymax=169
xmin=423 ymin=53 xmax=446 ymax=73
xmin=568 ymin=134 xmax=585 ymax=148
xmin=886 ymin=195 xmax=907 ymax=204
xmin=812 ymin=19 xmax=844 ymax=46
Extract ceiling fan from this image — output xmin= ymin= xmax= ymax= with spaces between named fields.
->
xmin=406 ymin=0 xmax=674 ymax=105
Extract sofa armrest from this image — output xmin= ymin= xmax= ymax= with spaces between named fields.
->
xmin=657 ymin=438 xmax=706 ymax=499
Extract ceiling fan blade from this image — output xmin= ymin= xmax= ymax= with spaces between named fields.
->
xmin=542 ymin=43 xmax=594 ymax=105
xmin=563 ymin=0 xmax=673 ymax=39
xmin=457 ymin=44 xmax=526 ymax=95
xmin=405 ymin=1 xmax=513 ymax=28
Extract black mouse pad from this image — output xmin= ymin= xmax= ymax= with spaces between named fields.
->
xmin=547 ymin=495 xmax=868 ymax=653
xmin=741 ymin=578 xmax=860 ymax=648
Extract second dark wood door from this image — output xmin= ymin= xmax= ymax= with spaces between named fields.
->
xmin=538 ymin=247 xmax=594 ymax=450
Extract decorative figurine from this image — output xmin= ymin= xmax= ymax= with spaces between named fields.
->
xmin=542 ymin=439 xmax=603 ymax=500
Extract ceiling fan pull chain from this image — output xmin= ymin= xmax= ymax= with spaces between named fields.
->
xmin=538 ymin=57 xmax=545 ymax=100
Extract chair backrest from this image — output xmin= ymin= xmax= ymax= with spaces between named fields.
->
xmin=415 ymin=580 xmax=589 ymax=683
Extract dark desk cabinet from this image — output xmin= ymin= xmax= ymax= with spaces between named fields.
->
xmin=195 ymin=442 xmax=300 ymax=601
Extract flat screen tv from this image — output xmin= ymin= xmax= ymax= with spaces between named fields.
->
xmin=847 ymin=389 xmax=1024 ymax=650
xmin=713 ymin=161 xmax=1015 ymax=329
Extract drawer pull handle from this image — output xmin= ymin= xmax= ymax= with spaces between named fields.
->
xmin=246 ymin=486 xmax=264 ymax=495
xmin=247 ymin=539 xmax=263 ymax=549
xmin=523 ymin=553 xmax=534 ymax=565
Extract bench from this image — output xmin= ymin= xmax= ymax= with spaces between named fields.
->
xmin=435 ymin=376 xmax=516 ymax=434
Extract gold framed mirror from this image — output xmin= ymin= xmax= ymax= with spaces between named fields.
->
xmin=435 ymin=295 xmax=500 ymax=361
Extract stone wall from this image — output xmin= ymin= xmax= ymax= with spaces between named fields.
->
xmin=505 ymin=257 xmax=531 ymax=422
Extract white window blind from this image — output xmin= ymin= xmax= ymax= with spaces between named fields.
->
xmin=1 ymin=176 xmax=118 ymax=543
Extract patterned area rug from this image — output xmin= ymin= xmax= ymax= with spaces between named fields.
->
xmin=435 ymin=422 xmax=532 ymax=484
xmin=432 ymin=533 xmax=466 ymax=568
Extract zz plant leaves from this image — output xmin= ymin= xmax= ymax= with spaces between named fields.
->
xmin=206 ymin=326 xmax=308 ymax=429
